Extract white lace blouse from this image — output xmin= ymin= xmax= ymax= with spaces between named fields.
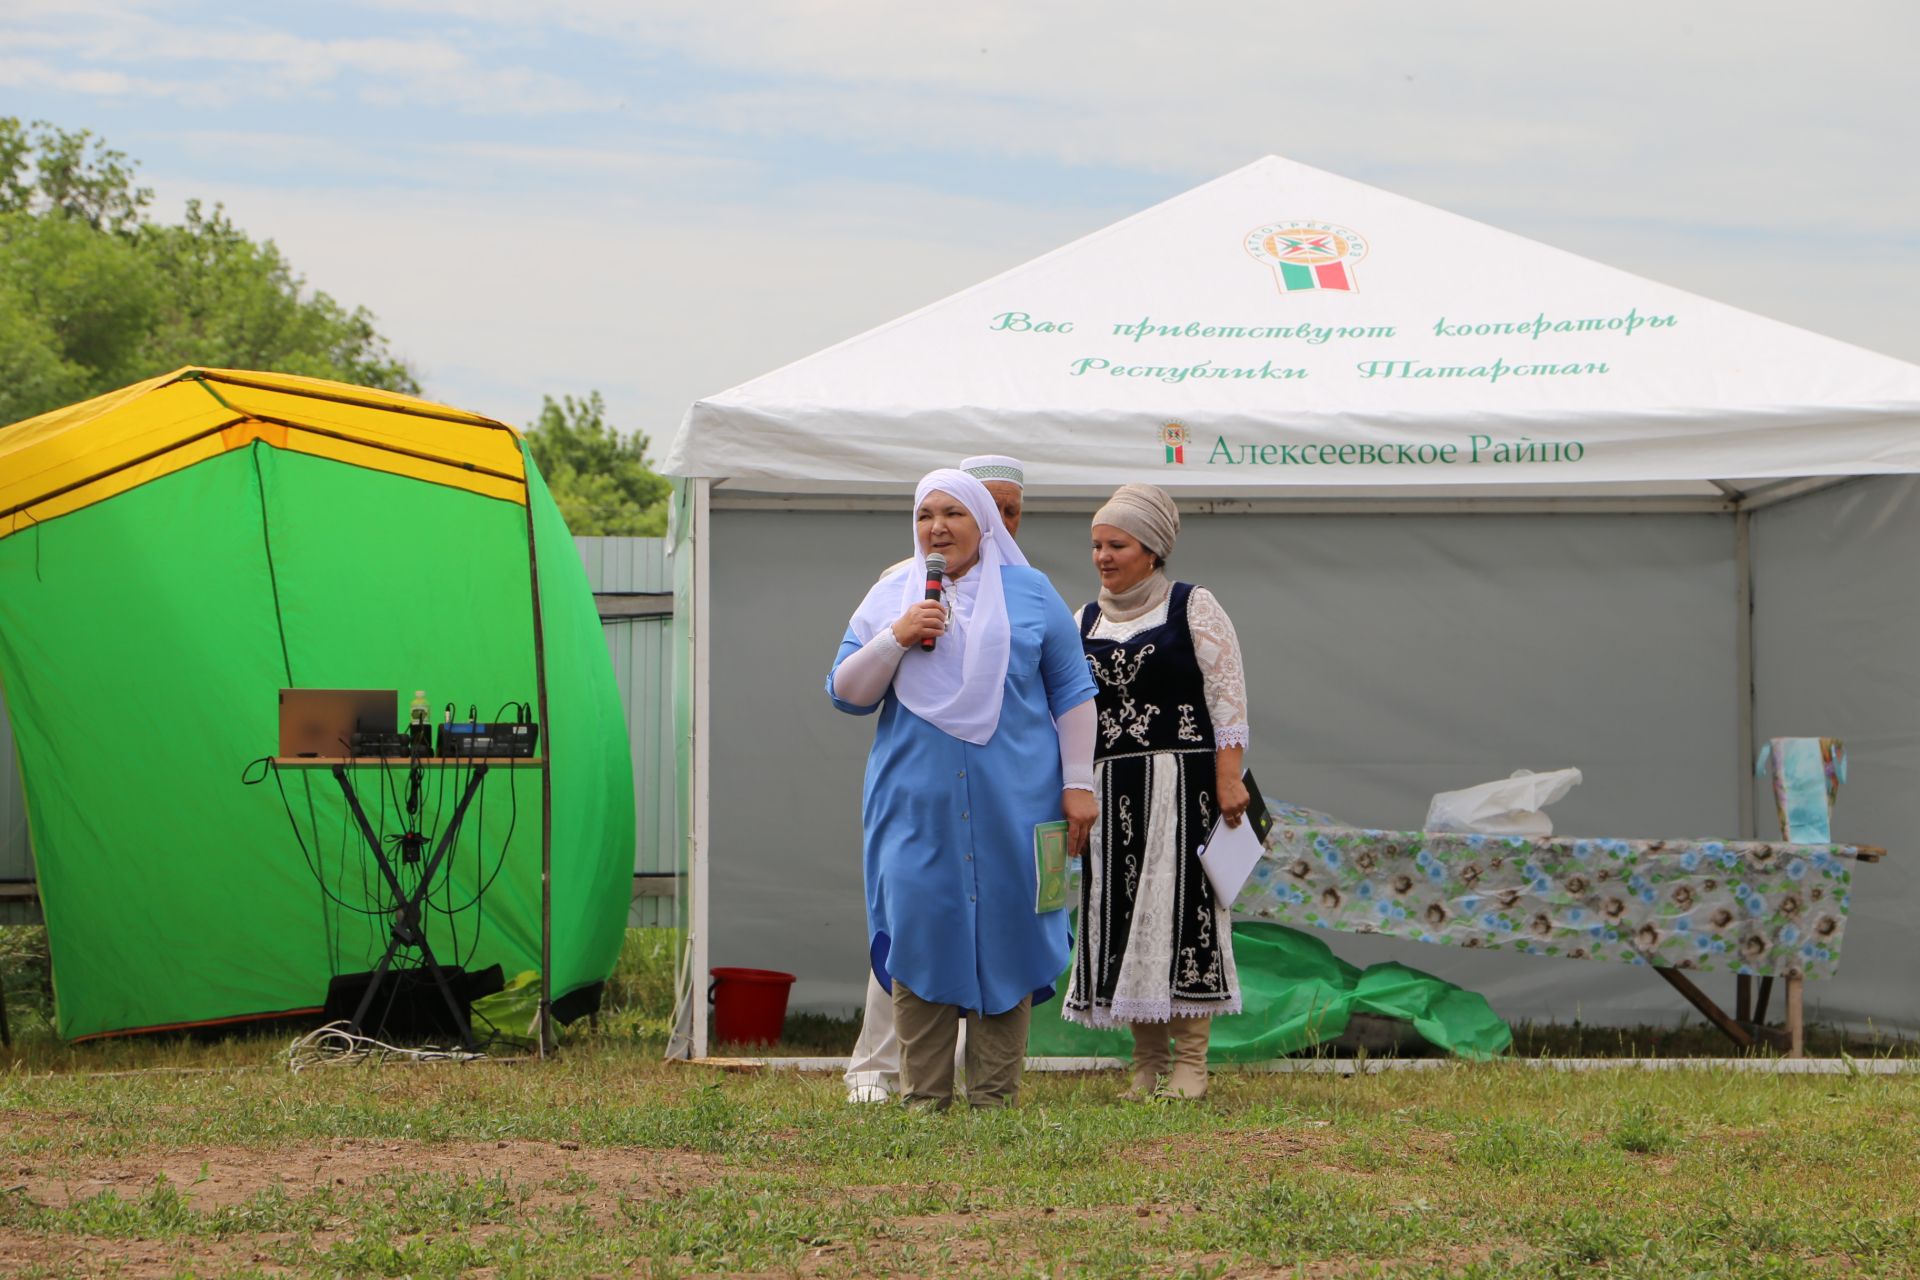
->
xmin=1082 ymin=587 xmax=1250 ymax=750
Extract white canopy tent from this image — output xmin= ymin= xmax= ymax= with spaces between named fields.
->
xmin=663 ymin=156 xmax=1920 ymax=1058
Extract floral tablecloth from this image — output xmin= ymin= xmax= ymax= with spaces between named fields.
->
xmin=1237 ymin=816 xmax=1869 ymax=980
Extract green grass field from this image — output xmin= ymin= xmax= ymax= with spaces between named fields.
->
xmin=3 ymin=928 xmax=1918 ymax=1277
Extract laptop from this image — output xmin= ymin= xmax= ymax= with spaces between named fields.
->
xmin=278 ymin=689 xmax=398 ymax=758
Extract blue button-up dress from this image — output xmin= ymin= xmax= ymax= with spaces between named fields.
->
xmin=829 ymin=565 xmax=1098 ymax=1016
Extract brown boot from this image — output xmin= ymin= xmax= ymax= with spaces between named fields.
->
xmin=1158 ymin=1015 xmax=1210 ymax=1100
xmin=1119 ymin=1022 xmax=1170 ymax=1101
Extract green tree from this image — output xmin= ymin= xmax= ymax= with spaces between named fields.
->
xmin=136 ymin=201 xmax=418 ymax=391
xmin=0 ymin=118 xmax=151 ymax=234
xmin=0 ymin=212 xmax=161 ymax=423
xmin=524 ymin=392 xmax=671 ymax=536
xmin=0 ymin=118 xmax=417 ymax=428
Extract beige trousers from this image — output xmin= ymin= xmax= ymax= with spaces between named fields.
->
xmin=893 ymin=980 xmax=1031 ymax=1110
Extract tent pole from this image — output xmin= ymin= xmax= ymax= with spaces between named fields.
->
xmin=691 ymin=478 xmax=713 ymax=1060
xmin=1735 ymin=508 xmax=1755 ymax=841
xmin=521 ymin=448 xmax=556 ymax=1058
xmin=1733 ymin=506 xmax=1760 ymax=1030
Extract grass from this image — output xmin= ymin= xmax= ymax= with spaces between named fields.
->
xmin=1 ymin=928 xmax=1918 ymax=1276
xmin=1 ymin=1043 xmax=1917 ymax=1276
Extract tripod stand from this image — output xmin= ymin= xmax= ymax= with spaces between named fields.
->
xmin=329 ymin=758 xmax=494 ymax=1051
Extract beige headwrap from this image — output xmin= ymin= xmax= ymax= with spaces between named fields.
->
xmin=1093 ymin=484 xmax=1180 ymax=560
xmin=1092 ymin=484 xmax=1180 ymax=622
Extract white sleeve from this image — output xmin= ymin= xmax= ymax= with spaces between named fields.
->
xmin=831 ymin=629 xmax=910 ymax=705
xmin=1188 ymin=587 xmax=1250 ymax=749
xmin=1055 ymin=698 xmax=1097 ymax=793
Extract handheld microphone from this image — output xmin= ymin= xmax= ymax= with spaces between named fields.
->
xmin=921 ymin=552 xmax=947 ymax=652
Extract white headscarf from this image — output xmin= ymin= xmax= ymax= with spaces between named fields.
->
xmin=848 ymin=468 xmax=1029 ymax=745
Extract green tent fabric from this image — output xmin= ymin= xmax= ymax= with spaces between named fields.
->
xmin=0 ymin=376 xmax=634 ymax=1040
xmin=1029 ymin=920 xmax=1512 ymax=1061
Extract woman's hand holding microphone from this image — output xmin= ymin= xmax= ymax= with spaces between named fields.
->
xmin=891 ymin=601 xmax=947 ymax=649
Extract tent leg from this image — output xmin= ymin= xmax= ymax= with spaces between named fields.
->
xmin=690 ymin=478 xmax=712 ymax=1061
xmin=1735 ymin=508 xmax=1756 ymax=842
xmin=1785 ymin=973 xmax=1805 ymax=1058
xmin=1653 ymin=966 xmax=1752 ymax=1049
xmin=520 ymin=444 xmax=556 ymax=1060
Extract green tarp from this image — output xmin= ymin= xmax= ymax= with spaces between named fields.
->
xmin=1029 ymin=920 xmax=1512 ymax=1061
xmin=0 ymin=440 xmax=633 ymax=1039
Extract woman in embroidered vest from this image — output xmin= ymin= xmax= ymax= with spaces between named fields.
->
xmin=1064 ymin=483 xmax=1251 ymax=1100
xmin=828 ymin=469 xmax=1099 ymax=1110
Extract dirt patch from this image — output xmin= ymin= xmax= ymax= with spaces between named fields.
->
xmin=1178 ymin=1244 xmax=1524 ymax=1278
xmin=0 ymin=1107 xmax=89 ymax=1138
xmin=0 ymin=1231 xmax=272 ymax=1279
xmin=731 ymin=1231 xmax=1524 ymax=1280
xmin=5 ymin=1138 xmax=720 ymax=1214
xmin=1132 ymin=1126 xmax=1336 ymax=1168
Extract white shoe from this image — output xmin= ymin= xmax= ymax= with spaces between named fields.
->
xmin=846 ymin=1084 xmax=892 ymax=1104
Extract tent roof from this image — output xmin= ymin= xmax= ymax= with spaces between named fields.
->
xmin=667 ymin=156 xmax=1920 ymax=501
xmin=0 ymin=368 xmax=525 ymax=539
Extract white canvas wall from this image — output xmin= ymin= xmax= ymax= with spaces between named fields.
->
xmin=708 ymin=504 xmax=1748 ymax=1028
xmin=1753 ymin=475 xmax=1920 ymax=1033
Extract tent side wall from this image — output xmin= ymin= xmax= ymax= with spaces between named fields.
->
xmin=527 ymin=460 xmax=637 ymax=1006
xmin=0 ymin=449 xmax=342 ymax=1037
xmin=704 ymin=502 xmax=1775 ymax=1029
xmin=1752 ymin=474 xmax=1920 ymax=1032
xmin=0 ymin=443 xmax=628 ymax=1039
xmin=2 ymin=531 xmax=666 ymax=935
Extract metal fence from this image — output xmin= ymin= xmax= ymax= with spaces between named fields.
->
xmin=0 ymin=535 xmax=678 ymax=928
xmin=574 ymin=536 xmax=680 ymax=928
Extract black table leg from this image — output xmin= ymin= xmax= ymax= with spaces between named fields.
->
xmin=331 ymin=764 xmax=490 ymax=1051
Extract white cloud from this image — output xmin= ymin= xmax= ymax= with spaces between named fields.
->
xmin=0 ymin=0 xmax=170 ymax=19
xmin=154 ymin=130 xmax=746 ymax=196
xmin=0 ymin=55 xmax=202 ymax=101
xmin=356 ymin=0 xmax=1920 ymax=242
xmin=0 ymin=8 xmax=611 ymax=115
xmin=440 ymin=140 xmax=745 ymax=179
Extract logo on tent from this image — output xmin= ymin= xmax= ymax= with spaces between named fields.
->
xmin=1244 ymin=221 xmax=1368 ymax=294
xmin=1161 ymin=422 xmax=1190 ymax=464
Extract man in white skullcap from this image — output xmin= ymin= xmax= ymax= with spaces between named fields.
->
xmin=959 ymin=454 xmax=1025 ymax=538
xmin=845 ymin=454 xmax=1026 ymax=1103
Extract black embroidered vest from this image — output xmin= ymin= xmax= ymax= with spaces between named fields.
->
xmin=1079 ymin=582 xmax=1214 ymax=762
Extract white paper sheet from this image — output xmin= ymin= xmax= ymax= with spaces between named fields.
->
xmin=1197 ymin=811 xmax=1266 ymax=907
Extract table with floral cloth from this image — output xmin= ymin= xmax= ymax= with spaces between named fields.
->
xmin=1237 ymin=811 xmax=1882 ymax=983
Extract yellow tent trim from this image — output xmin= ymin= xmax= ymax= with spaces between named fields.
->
xmin=0 ymin=368 xmax=526 ymax=540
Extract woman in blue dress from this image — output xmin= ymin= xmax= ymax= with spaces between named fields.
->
xmin=828 ymin=468 xmax=1098 ymax=1109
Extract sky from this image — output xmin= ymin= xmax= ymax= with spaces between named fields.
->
xmin=4 ymin=0 xmax=1917 ymax=451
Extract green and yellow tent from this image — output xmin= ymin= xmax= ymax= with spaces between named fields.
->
xmin=0 ymin=368 xmax=633 ymax=1040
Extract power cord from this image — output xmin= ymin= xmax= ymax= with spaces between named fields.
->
xmin=286 ymin=1021 xmax=489 ymax=1073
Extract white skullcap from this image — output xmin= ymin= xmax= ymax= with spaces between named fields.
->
xmin=960 ymin=454 xmax=1024 ymax=488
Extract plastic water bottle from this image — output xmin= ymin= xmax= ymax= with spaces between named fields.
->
xmin=409 ymin=690 xmax=431 ymax=752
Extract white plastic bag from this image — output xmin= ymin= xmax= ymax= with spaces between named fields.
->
xmin=1425 ymin=768 xmax=1583 ymax=836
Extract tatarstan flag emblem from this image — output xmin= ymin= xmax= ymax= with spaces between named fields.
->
xmin=1161 ymin=421 xmax=1190 ymax=464
xmin=1244 ymin=221 xmax=1369 ymax=294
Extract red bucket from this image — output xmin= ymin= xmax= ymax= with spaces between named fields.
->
xmin=709 ymin=967 xmax=796 ymax=1046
